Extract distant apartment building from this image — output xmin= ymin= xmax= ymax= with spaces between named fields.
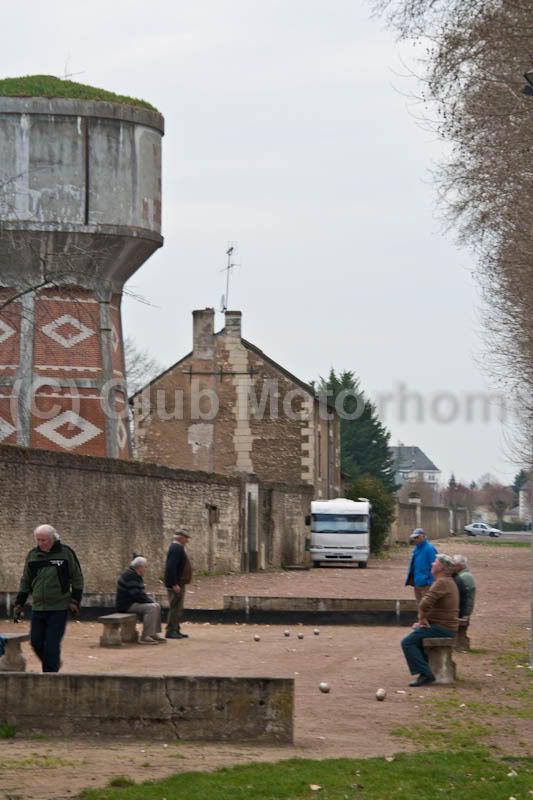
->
xmin=390 ymin=445 xmax=441 ymax=487
xmin=131 ymin=309 xmax=341 ymax=499
xmin=390 ymin=444 xmax=442 ymax=505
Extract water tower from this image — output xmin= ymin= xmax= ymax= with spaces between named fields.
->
xmin=0 ymin=77 xmax=164 ymax=458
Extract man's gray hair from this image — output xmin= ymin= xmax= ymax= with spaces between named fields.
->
xmin=452 ymin=554 xmax=468 ymax=570
xmin=435 ymin=553 xmax=455 ymax=575
xmin=130 ymin=556 xmax=147 ymax=569
xmin=34 ymin=524 xmax=60 ymax=542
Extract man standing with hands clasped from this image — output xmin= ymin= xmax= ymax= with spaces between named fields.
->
xmin=13 ymin=524 xmax=83 ymax=672
xmin=164 ymin=529 xmax=192 ymax=640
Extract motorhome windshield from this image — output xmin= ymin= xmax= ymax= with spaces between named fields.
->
xmin=312 ymin=513 xmax=368 ymax=533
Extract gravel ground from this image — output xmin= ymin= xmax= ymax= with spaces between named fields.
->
xmin=0 ymin=539 xmax=530 ymax=799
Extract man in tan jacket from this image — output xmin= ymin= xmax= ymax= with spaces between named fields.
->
xmin=401 ymin=553 xmax=459 ymax=687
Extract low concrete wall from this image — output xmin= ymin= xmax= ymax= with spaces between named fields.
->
xmin=0 ymin=592 xmax=418 ymax=626
xmin=224 ymin=596 xmax=418 ymax=612
xmin=0 ymin=673 xmax=293 ymax=742
xmin=222 ymin=596 xmax=418 ymax=625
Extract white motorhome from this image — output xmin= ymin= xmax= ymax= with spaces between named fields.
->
xmin=306 ymin=497 xmax=371 ymax=568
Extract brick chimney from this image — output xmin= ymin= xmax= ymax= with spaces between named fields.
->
xmin=224 ymin=310 xmax=242 ymax=340
xmin=192 ymin=308 xmax=215 ymax=359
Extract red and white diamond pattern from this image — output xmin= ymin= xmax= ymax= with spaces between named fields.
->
xmin=35 ymin=410 xmax=102 ymax=450
xmin=0 ymin=320 xmax=15 ymax=345
xmin=111 ymin=323 xmax=120 ymax=353
xmin=0 ymin=416 xmax=16 ymax=442
xmin=116 ymin=417 xmax=128 ymax=451
xmin=41 ymin=314 xmax=94 ymax=349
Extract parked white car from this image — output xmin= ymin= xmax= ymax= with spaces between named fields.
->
xmin=464 ymin=522 xmax=501 ymax=538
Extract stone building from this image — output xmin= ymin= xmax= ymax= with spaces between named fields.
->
xmin=132 ymin=309 xmax=341 ymax=499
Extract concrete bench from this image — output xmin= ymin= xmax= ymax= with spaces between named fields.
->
xmin=455 ymin=617 xmax=471 ymax=652
xmin=0 ymin=632 xmax=30 ymax=672
xmin=97 ymin=613 xmax=138 ymax=647
xmin=423 ymin=637 xmax=457 ymax=684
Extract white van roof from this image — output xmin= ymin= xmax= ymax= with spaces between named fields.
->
xmin=311 ymin=497 xmax=370 ymax=514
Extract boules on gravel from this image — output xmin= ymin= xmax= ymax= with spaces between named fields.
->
xmin=284 ymin=630 xmax=290 ymax=637
xmin=253 ymin=634 xmax=260 ymax=642
xmin=319 ymin=682 xmax=331 ymax=693
xmin=313 ymin=628 xmax=320 ymax=635
xmin=298 ymin=632 xmax=304 ymax=639
xmin=375 ymin=688 xmax=386 ymax=701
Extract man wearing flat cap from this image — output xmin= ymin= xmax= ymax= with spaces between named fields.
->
xmin=164 ymin=529 xmax=192 ymax=639
xmin=401 ymin=553 xmax=459 ymax=686
xmin=405 ymin=528 xmax=437 ymax=604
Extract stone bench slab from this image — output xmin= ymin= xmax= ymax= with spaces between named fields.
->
xmin=0 ymin=631 xmax=30 ymax=672
xmin=423 ymin=637 xmax=457 ymax=684
xmin=97 ymin=613 xmax=138 ymax=647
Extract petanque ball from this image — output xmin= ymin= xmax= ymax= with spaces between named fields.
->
xmin=284 ymin=630 xmax=290 ymax=637
xmin=376 ymin=688 xmax=386 ymax=701
xmin=314 ymin=628 xmax=320 ymax=635
xmin=254 ymin=634 xmax=260 ymax=642
xmin=298 ymin=632 xmax=304 ymax=639
xmin=319 ymin=682 xmax=330 ymax=693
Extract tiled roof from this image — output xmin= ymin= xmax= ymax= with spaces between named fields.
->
xmin=390 ymin=446 xmax=439 ymax=472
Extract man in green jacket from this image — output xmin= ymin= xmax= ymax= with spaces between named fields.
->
xmin=14 ymin=524 xmax=84 ymax=672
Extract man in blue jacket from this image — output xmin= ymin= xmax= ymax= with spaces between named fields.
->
xmin=405 ymin=528 xmax=437 ymax=604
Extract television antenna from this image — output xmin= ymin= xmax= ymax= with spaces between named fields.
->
xmin=60 ymin=56 xmax=85 ymax=81
xmin=219 ymin=243 xmax=239 ymax=312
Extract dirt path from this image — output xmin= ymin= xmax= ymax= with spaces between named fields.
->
xmin=0 ymin=541 xmax=531 ymax=799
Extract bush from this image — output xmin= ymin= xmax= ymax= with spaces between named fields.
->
xmin=346 ymin=475 xmax=395 ymax=555
xmin=502 ymin=521 xmax=531 ymax=531
xmin=107 ymin=776 xmax=136 ymax=788
xmin=0 ymin=722 xmax=16 ymax=738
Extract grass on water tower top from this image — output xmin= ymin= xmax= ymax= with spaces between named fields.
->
xmin=0 ymin=75 xmax=158 ymax=112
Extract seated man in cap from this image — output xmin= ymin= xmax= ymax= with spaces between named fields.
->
xmin=164 ymin=529 xmax=192 ymax=640
xmin=115 ymin=557 xmax=166 ymax=644
xmin=452 ymin=553 xmax=476 ymax=632
xmin=405 ymin=528 xmax=437 ymax=604
xmin=401 ymin=553 xmax=459 ymax=686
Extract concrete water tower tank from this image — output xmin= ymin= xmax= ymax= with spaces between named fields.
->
xmin=0 ymin=76 xmax=164 ymax=458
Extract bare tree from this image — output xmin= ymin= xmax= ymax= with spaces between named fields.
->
xmin=123 ymin=337 xmax=163 ymax=397
xmin=372 ymin=0 xmax=533 ymax=467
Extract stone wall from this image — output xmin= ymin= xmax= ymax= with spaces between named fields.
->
xmin=389 ymin=502 xmax=452 ymax=545
xmin=0 ymin=672 xmax=293 ymax=742
xmin=0 ymin=444 xmax=312 ymax=594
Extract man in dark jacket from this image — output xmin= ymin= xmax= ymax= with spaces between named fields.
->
xmin=14 ymin=524 xmax=84 ymax=672
xmin=164 ymin=529 xmax=191 ymax=640
xmin=116 ymin=557 xmax=165 ymax=644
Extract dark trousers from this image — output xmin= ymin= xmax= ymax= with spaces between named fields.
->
xmin=166 ymin=587 xmax=185 ymax=634
xmin=401 ymin=624 xmax=455 ymax=676
xmin=30 ymin=609 xmax=68 ymax=672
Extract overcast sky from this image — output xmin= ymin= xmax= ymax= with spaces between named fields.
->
xmin=3 ymin=0 xmax=519 ymax=485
